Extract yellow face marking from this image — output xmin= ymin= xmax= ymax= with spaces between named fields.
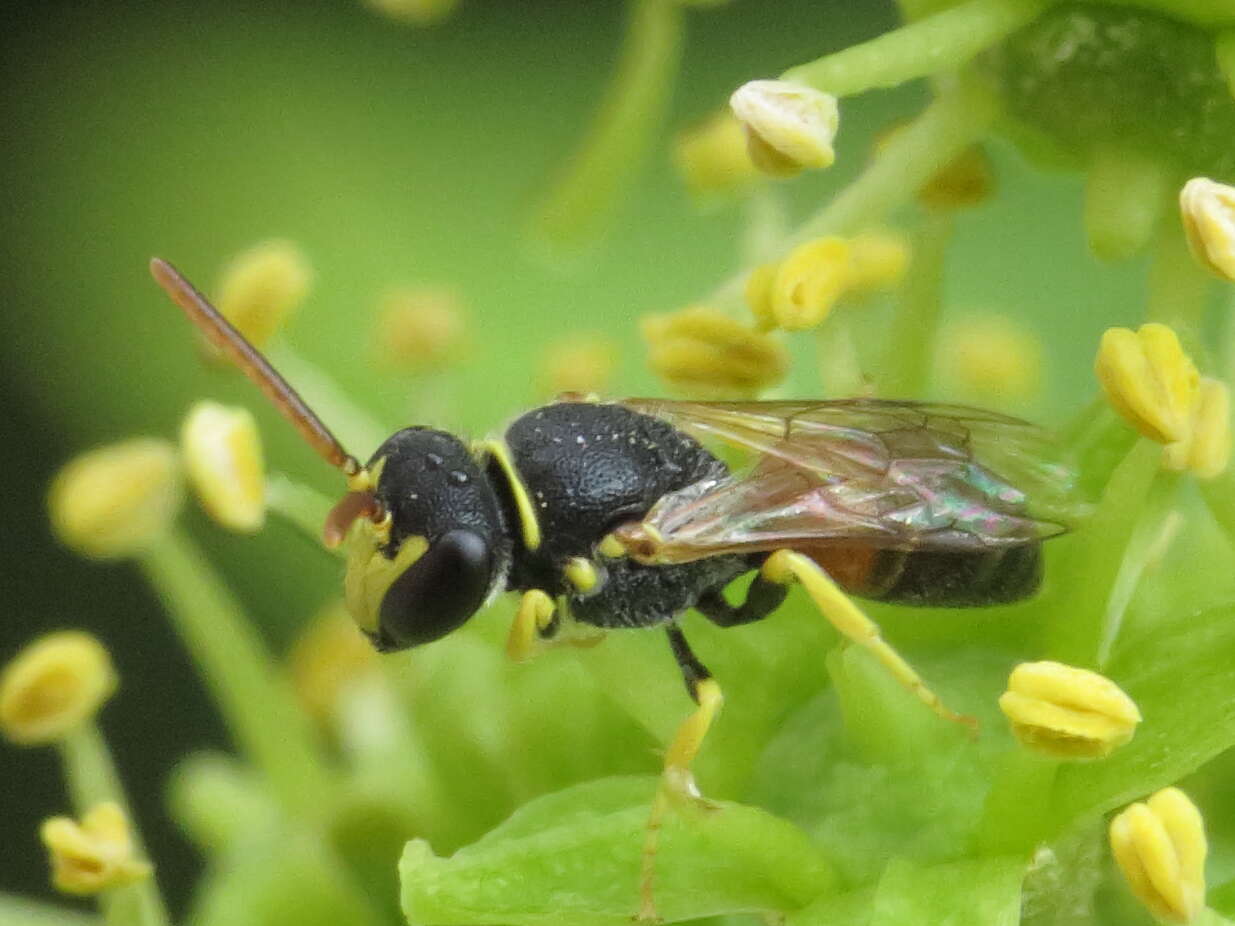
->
xmin=474 ymin=438 xmax=541 ymax=552
xmin=564 ymin=557 xmax=600 ymax=594
xmin=343 ymin=524 xmax=428 ymax=634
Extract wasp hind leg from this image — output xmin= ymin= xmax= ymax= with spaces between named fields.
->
xmin=638 ymin=626 xmax=723 ymax=923
xmin=695 ymin=572 xmax=788 ymax=627
xmin=761 ymin=550 xmax=975 ymax=732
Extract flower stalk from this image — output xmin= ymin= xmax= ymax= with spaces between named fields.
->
xmin=781 ymin=0 xmax=1051 ymax=97
xmin=138 ymin=529 xmax=335 ymax=817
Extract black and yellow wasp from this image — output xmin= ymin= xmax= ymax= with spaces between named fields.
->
xmin=151 ymin=257 xmax=1077 ymax=917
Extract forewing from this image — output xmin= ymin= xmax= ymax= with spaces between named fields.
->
xmin=621 ymin=398 xmax=1082 ymax=564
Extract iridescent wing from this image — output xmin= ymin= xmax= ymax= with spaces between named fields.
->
xmin=618 ymin=397 xmax=1083 ymax=564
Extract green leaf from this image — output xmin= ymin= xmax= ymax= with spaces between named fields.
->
xmin=399 ymin=776 xmax=836 ymax=925
xmin=788 ymin=856 xmax=1027 ymax=926
xmin=1052 ymin=603 xmax=1235 ymax=826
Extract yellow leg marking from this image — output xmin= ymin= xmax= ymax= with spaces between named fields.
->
xmin=638 ymin=677 xmax=723 ymax=923
xmin=505 ymin=589 xmax=555 ymax=663
xmin=762 ymin=550 xmax=975 ymax=732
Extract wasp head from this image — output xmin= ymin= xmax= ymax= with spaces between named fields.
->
xmin=329 ymin=428 xmax=510 ymax=652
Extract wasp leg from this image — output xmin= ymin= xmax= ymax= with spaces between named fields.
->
xmin=695 ymin=573 xmax=788 ymax=627
xmin=762 ymin=550 xmax=975 ymax=732
xmin=505 ymin=589 xmax=557 ymax=662
xmin=638 ymin=626 xmax=723 ymax=923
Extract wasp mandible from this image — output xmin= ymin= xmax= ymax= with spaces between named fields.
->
xmin=150 ymin=257 xmax=1078 ymax=918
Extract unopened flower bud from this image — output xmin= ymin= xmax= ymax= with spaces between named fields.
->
xmin=1162 ymin=377 xmax=1231 ymax=478
xmin=941 ymin=316 xmax=1042 ymax=401
xmin=1110 ymin=787 xmax=1207 ymax=923
xmin=999 ymin=661 xmax=1140 ymax=759
xmin=374 ymin=287 xmax=467 ymax=371
xmin=216 ymin=240 xmax=312 ymax=349
xmin=769 ymin=237 xmax=852 ymax=331
xmin=729 ymin=80 xmax=839 ymax=177
xmin=41 ymin=802 xmax=151 ymax=895
xmin=845 ymin=230 xmax=910 ymax=296
xmin=1095 ymin=323 xmax=1199 ymax=445
xmin=673 ymin=111 xmax=760 ymax=197
xmin=181 ymin=402 xmax=266 ymax=533
xmin=288 ymin=602 xmax=380 ymax=727
xmin=48 ymin=439 xmax=181 ymax=560
xmin=538 ymin=334 xmax=619 ymax=397
xmin=0 ymin=632 xmax=117 ymax=746
xmin=642 ymin=305 xmax=788 ymax=396
xmin=1180 ymin=177 xmax=1235 ymax=281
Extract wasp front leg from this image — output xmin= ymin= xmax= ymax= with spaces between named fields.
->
xmin=762 ymin=550 xmax=975 ymax=731
xmin=505 ymin=589 xmax=558 ymax=662
xmin=638 ymin=626 xmax=723 ymax=923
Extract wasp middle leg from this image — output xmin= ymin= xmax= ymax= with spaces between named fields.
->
xmin=638 ymin=625 xmax=723 ymax=923
xmin=761 ymin=549 xmax=974 ymax=731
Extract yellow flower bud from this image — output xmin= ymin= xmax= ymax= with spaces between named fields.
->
xmin=940 ymin=315 xmax=1042 ymax=402
xmin=998 ymin=661 xmax=1141 ymax=759
xmin=673 ymin=111 xmax=760 ymax=197
xmin=729 ymin=80 xmax=838 ymax=177
xmin=1110 ymin=788 xmax=1207 ymax=923
xmin=642 ymin=305 xmax=788 ymax=396
xmin=48 ymin=439 xmax=181 ymax=560
xmin=1162 ymin=377 xmax=1231 ymax=478
xmin=1095 ymin=324 xmax=1200 ymax=445
xmin=215 ymin=240 xmax=312 ymax=349
xmin=874 ymin=127 xmax=993 ymax=210
xmin=538 ymin=334 xmax=619 ymax=398
xmin=363 ymin=0 xmax=459 ymax=26
xmin=770 ymin=237 xmax=851 ymax=331
xmin=181 ymin=402 xmax=266 ymax=533
xmin=1179 ymin=177 xmax=1235 ymax=281
xmin=917 ymin=143 xmax=994 ymax=210
xmin=744 ymin=262 xmax=779 ymax=330
xmin=373 ymin=287 xmax=467 ymax=371
xmin=0 ymin=632 xmax=117 ymax=745
xmin=40 ymin=802 xmax=152 ymax=895
xmin=288 ymin=602 xmax=380 ymax=726
xmin=845 ymin=230 xmax=910 ymax=297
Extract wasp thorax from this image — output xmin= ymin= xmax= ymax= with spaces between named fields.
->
xmin=345 ymin=428 xmax=510 ymax=652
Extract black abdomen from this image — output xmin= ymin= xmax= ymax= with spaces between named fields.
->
xmin=810 ymin=543 xmax=1042 ymax=607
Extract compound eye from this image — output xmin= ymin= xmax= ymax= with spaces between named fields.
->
xmin=378 ymin=530 xmax=493 ymax=649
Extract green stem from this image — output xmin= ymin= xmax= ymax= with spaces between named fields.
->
xmin=1082 ymin=146 xmax=1167 ymax=262
xmin=139 ymin=529 xmax=335 ymax=816
xmin=782 ymin=0 xmax=1051 ymax=97
xmin=265 ymin=472 xmax=338 ymax=553
xmin=1095 ymin=469 xmax=1181 ymax=667
xmin=58 ymin=726 xmax=170 ymax=926
xmin=1200 ymin=470 xmax=1235 ymax=548
xmin=741 ymin=185 xmax=788 ymax=266
xmin=266 ymin=344 xmax=389 ymax=460
xmin=1146 ymin=216 xmax=1214 ymax=337
xmin=1044 ymin=439 xmax=1165 ymax=666
xmin=879 ymin=211 xmax=954 ymax=397
xmin=815 ymin=317 xmax=865 ymax=397
xmin=1217 ymin=31 xmax=1235 ymax=98
xmin=527 ymin=0 xmax=683 ymax=250
xmin=0 ymin=893 xmax=99 ymax=926
xmin=711 ymin=80 xmax=998 ymax=309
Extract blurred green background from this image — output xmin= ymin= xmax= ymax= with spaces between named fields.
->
xmin=0 ymin=0 xmax=1147 ymax=913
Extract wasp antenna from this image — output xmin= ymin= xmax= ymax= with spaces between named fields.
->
xmin=149 ymin=257 xmax=363 ymax=480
